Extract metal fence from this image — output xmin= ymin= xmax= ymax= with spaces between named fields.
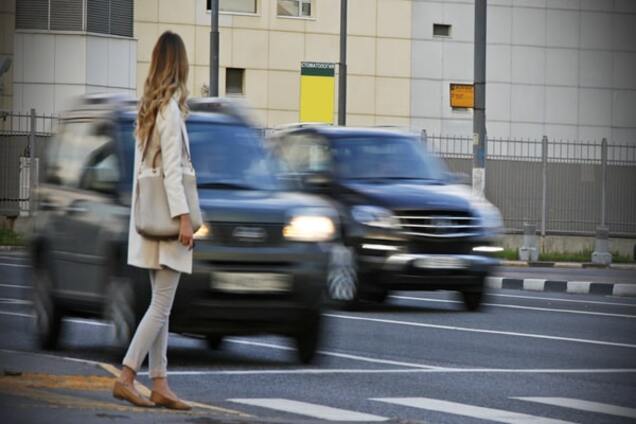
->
xmin=1 ymin=110 xmax=634 ymax=237
xmin=426 ymin=133 xmax=636 ymax=237
xmin=0 ymin=110 xmax=58 ymax=217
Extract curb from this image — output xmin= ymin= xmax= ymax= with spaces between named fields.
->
xmin=486 ymin=277 xmax=636 ymax=297
xmin=500 ymin=260 xmax=636 ymax=271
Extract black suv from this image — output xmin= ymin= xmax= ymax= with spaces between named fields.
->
xmin=30 ymin=96 xmax=338 ymax=363
xmin=268 ymin=126 xmax=501 ymax=310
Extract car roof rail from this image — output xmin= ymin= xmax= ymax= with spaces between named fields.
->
xmin=187 ymin=97 xmax=259 ymax=127
xmin=273 ymin=122 xmax=331 ymax=130
xmin=75 ymin=93 xmax=137 ymax=110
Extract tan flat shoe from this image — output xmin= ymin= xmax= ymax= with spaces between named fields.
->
xmin=150 ymin=390 xmax=192 ymax=411
xmin=113 ymin=381 xmax=155 ymax=407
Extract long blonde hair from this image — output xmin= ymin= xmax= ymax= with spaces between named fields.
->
xmin=136 ymin=31 xmax=189 ymax=151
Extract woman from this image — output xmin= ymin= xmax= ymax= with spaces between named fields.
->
xmin=112 ymin=31 xmax=194 ymax=411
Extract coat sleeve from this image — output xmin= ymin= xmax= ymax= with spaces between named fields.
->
xmin=157 ymin=100 xmax=190 ymax=218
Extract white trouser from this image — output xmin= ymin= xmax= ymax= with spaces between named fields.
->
xmin=122 ymin=267 xmax=180 ymax=378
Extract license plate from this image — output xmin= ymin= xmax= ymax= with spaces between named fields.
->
xmin=211 ymin=272 xmax=292 ymax=293
xmin=413 ymin=256 xmax=467 ymax=269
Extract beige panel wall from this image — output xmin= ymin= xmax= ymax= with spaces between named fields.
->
xmin=135 ymin=0 xmax=413 ymax=127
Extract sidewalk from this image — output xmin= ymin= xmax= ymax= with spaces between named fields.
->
xmin=0 ymin=349 xmax=246 ymax=424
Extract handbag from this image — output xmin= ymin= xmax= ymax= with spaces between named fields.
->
xmin=134 ymin=125 xmax=202 ymax=239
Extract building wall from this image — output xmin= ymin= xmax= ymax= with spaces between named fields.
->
xmin=12 ymin=31 xmax=136 ymax=114
xmin=135 ymin=0 xmax=412 ymax=127
xmin=411 ymin=0 xmax=636 ymax=144
xmin=0 ymin=0 xmax=15 ymax=110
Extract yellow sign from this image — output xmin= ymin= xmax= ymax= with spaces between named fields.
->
xmin=300 ymin=62 xmax=335 ymax=123
xmin=450 ymin=83 xmax=474 ymax=109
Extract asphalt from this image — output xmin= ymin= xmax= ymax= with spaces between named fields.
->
xmin=0 ymin=253 xmax=635 ymax=423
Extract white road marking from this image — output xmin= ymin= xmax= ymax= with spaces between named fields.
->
xmin=0 ymin=284 xmax=31 ymax=289
xmin=0 ymin=262 xmax=30 ymax=268
xmin=373 ymin=397 xmax=575 ymax=424
xmin=391 ymin=295 xmax=636 ymax=319
xmin=0 ymin=298 xmax=32 ymax=305
xmin=226 ymin=338 xmax=444 ymax=369
xmin=514 ymin=397 xmax=636 ymax=419
xmin=139 ymin=368 xmax=636 ymax=376
xmin=0 ymin=310 xmax=111 ymax=327
xmin=488 ymin=292 xmax=636 ymax=307
xmin=325 ymin=314 xmax=636 ymax=349
xmin=229 ymin=398 xmax=387 ymax=421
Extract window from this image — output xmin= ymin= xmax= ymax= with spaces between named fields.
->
xmin=16 ymin=0 xmax=133 ymax=37
xmin=280 ymin=133 xmax=331 ymax=174
xmin=433 ymin=23 xmax=452 ymax=37
xmin=277 ymin=0 xmax=312 ymax=18
xmin=207 ymin=0 xmax=257 ymax=14
xmin=225 ymin=68 xmax=245 ymax=95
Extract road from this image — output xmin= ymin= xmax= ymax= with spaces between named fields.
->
xmin=0 ymin=251 xmax=635 ymax=423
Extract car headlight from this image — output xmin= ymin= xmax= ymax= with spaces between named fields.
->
xmin=194 ymin=223 xmax=212 ymax=240
xmin=351 ymin=205 xmax=400 ymax=229
xmin=476 ymin=204 xmax=503 ymax=233
xmin=283 ymin=211 xmax=336 ymax=242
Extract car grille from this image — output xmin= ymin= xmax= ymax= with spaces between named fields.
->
xmin=395 ymin=210 xmax=481 ymax=238
xmin=211 ymin=223 xmax=284 ymax=247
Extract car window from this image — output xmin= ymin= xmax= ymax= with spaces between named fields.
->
xmin=118 ymin=120 xmax=279 ymax=191
xmin=279 ymin=133 xmax=331 ymax=174
xmin=45 ymin=120 xmax=113 ymax=188
xmin=332 ymin=136 xmax=447 ymax=181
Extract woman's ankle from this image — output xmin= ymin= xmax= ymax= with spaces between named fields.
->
xmin=119 ymin=366 xmax=136 ymax=384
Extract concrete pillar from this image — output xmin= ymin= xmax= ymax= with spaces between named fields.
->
xmin=518 ymin=222 xmax=539 ymax=262
xmin=591 ymin=226 xmax=612 ymax=265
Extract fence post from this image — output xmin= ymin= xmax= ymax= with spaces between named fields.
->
xmin=29 ymin=108 xmax=36 ymax=217
xmin=540 ymin=135 xmax=548 ymax=237
xmin=600 ymin=138 xmax=607 ymax=228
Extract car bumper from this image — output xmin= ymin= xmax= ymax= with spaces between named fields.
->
xmin=357 ymin=243 xmax=498 ymax=291
xmin=170 ymin=242 xmax=330 ymax=335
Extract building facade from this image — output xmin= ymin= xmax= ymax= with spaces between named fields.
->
xmin=3 ymin=0 xmax=636 ymax=144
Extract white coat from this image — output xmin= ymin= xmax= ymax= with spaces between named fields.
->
xmin=127 ymin=98 xmax=194 ymax=274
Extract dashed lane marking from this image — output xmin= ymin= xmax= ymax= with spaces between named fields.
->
xmin=325 ymin=313 xmax=636 ymax=349
xmin=229 ymin=398 xmax=387 ymax=421
xmin=373 ymin=397 xmax=576 ymax=424
xmin=514 ymin=397 xmax=636 ymax=420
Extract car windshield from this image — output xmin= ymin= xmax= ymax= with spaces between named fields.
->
xmin=332 ymin=136 xmax=447 ymax=181
xmin=118 ymin=120 xmax=279 ymax=191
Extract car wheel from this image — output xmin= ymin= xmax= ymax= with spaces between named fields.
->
xmin=206 ymin=335 xmax=224 ymax=350
xmin=105 ymin=276 xmax=139 ymax=349
xmin=32 ymin=266 xmax=62 ymax=350
xmin=461 ymin=290 xmax=483 ymax=311
xmin=295 ymin=312 xmax=322 ymax=364
xmin=326 ymin=244 xmax=360 ymax=308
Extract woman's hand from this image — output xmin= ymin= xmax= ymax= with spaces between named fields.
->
xmin=178 ymin=214 xmax=194 ymax=250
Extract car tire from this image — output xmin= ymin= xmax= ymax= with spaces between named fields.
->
xmin=461 ymin=290 xmax=483 ymax=311
xmin=206 ymin=335 xmax=224 ymax=350
xmin=105 ymin=276 xmax=140 ymax=350
xmin=32 ymin=264 xmax=62 ymax=350
xmin=326 ymin=244 xmax=360 ymax=309
xmin=295 ymin=312 xmax=322 ymax=364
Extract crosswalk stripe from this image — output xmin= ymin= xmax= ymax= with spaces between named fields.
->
xmin=228 ymin=399 xmax=387 ymax=422
xmin=372 ymin=397 xmax=576 ymax=424
xmin=514 ymin=397 xmax=636 ymax=419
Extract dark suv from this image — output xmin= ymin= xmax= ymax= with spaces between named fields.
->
xmin=268 ymin=126 xmax=501 ymax=310
xmin=30 ymin=96 xmax=338 ymax=363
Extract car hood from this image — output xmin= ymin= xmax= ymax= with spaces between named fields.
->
xmin=198 ymin=189 xmax=333 ymax=223
xmin=341 ymin=181 xmax=477 ymax=212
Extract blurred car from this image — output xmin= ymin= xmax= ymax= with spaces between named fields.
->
xmin=30 ymin=95 xmax=338 ymax=363
xmin=268 ymin=125 xmax=502 ymax=310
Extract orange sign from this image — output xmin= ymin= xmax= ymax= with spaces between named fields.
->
xmin=450 ymin=83 xmax=474 ymax=108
